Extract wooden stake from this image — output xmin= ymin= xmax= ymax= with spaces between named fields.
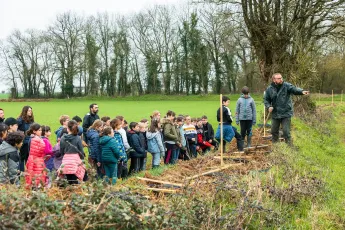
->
xmin=263 ymin=91 xmax=266 ymax=137
xmin=185 ymin=163 xmax=242 ymax=180
xmin=340 ymin=90 xmax=343 ymax=103
xmin=332 ymin=90 xmax=334 ymax=105
xmin=137 ymin=177 xmax=183 ymax=188
xmin=146 ymin=188 xmax=179 ymax=194
xmin=220 ymin=94 xmax=224 ymax=167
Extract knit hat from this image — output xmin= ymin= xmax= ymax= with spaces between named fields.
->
xmin=4 ymin=117 xmax=18 ymax=126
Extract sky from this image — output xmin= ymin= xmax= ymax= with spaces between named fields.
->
xmin=0 ymin=0 xmax=187 ymax=40
xmin=0 ymin=0 xmax=187 ymax=92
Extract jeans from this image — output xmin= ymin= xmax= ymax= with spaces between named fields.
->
xmin=151 ymin=152 xmax=161 ymax=167
xmin=103 ymin=163 xmax=117 ymax=184
xmin=165 ymin=143 xmax=178 ymax=164
xmin=271 ymin=117 xmax=291 ymax=144
xmin=240 ymin=120 xmax=253 ymax=139
xmin=232 ymin=126 xmax=244 ymax=151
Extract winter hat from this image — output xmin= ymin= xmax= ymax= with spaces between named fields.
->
xmin=4 ymin=117 xmax=18 ymax=126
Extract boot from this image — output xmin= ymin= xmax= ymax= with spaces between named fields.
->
xmin=237 ymin=139 xmax=244 ymax=151
xmin=247 ymin=136 xmax=252 ymax=147
xmin=152 ymin=165 xmax=160 ymax=169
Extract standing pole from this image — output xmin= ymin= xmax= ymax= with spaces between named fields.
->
xmin=319 ymin=91 xmax=321 ymax=103
xmin=332 ymin=90 xmax=334 ymax=105
xmin=341 ymin=90 xmax=343 ymax=103
xmin=220 ymin=94 xmax=224 ymax=167
xmin=263 ymin=91 xmax=266 ymax=137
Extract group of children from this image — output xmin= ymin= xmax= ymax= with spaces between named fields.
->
xmin=0 ymin=86 xmax=257 ymax=188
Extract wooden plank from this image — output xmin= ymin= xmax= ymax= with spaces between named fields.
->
xmin=137 ymin=177 xmax=183 ymax=188
xmin=146 ymin=187 xmax=179 ymax=194
xmin=185 ymin=163 xmax=242 ymax=180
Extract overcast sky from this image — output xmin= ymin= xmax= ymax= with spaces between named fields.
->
xmin=0 ymin=0 xmax=187 ymax=40
xmin=0 ymin=0 xmax=188 ymax=92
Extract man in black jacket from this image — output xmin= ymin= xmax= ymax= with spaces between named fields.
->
xmin=264 ymin=73 xmax=309 ymax=144
xmin=201 ymin=115 xmax=218 ymax=150
xmin=82 ymin=103 xmax=100 ymax=141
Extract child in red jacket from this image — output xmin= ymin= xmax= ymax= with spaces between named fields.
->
xmin=195 ymin=118 xmax=213 ymax=154
xmin=25 ymin=123 xmax=48 ymax=189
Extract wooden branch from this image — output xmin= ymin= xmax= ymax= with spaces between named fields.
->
xmin=244 ymin=145 xmax=269 ymax=150
xmin=214 ymin=156 xmax=253 ymax=160
xmin=145 ymin=187 xmax=179 ymax=194
xmin=185 ymin=163 xmax=242 ymax=180
xmin=137 ymin=177 xmax=183 ymax=188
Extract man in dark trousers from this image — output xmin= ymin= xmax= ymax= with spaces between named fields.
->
xmin=264 ymin=73 xmax=309 ymax=144
xmin=82 ymin=103 xmax=100 ymax=141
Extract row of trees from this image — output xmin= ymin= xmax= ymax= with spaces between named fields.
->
xmin=1 ymin=1 xmax=345 ymax=98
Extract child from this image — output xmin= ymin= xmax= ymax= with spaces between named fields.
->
xmin=236 ymin=86 xmax=256 ymax=147
xmin=86 ymin=120 xmax=103 ymax=178
xmin=162 ymin=110 xmax=180 ymax=164
xmin=150 ymin=110 xmax=161 ymax=120
xmin=101 ymin=116 xmax=111 ymax=126
xmin=110 ymin=118 xmax=128 ymax=179
xmin=41 ymin=125 xmax=54 ymax=187
xmin=99 ymin=126 xmax=121 ymax=185
xmin=146 ymin=118 xmax=165 ymax=168
xmin=201 ymin=115 xmax=218 ymax=150
xmin=0 ymin=123 xmax=8 ymax=145
xmin=215 ymin=96 xmax=243 ymax=152
xmin=25 ymin=123 xmax=48 ymax=189
xmin=58 ymin=120 xmax=87 ymax=185
xmin=17 ymin=106 xmax=34 ymax=172
xmin=174 ymin=118 xmax=183 ymax=162
xmin=53 ymin=128 xmax=68 ymax=170
xmin=138 ymin=122 xmax=148 ymax=169
xmin=0 ymin=131 xmax=24 ymax=184
xmin=177 ymin=116 xmax=189 ymax=160
xmin=5 ymin=117 xmax=18 ymax=133
xmin=72 ymin=115 xmax=84 ymax=137
xmin=182 ymin=115 xmax=197 ymax=158
xmin=123 ymin=120 xmax=128 ymax=131
xmin=195 ymin=118 xmax=213 ymax=154
xmin=55 ymin=115 xmax=70 ymax=142
xmin=127 ymin=122 xmax=147 ymax=175
xmin=115 ymin=116 xmax=130 ymax=150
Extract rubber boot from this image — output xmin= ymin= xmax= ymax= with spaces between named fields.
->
xmin=237 ymin=139 xmax=244 ymax=151
xmin=247 ymin=136 xmax=252 ymax=148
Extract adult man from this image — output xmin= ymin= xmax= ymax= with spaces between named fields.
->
xmin=264 ymin=73 xmax=309 ymax=144
xmin=0 ymin=108 xmax=5 ymax=123
xmin=82 ymin=103 xmax=100 ymax=141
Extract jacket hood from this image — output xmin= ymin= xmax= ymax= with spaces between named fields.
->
xmin=99 ymin=135 xmax=112 ymax=145
xmin=146 ymin=131 xmax=159 ymax=140
xmin=86 ymin=128 xmax=98 ymax=139
xmin=55 ymin=126 xmax=63 ymax=135
xmin=127 ymin=130 xmax=136 ymax=138
xmin=0 ymin=141 xmax=17 ymax=156
xmin=241 ymin=94 xmax=252 ymax=99
xmin=162 ymin=118 xmax=172 ymax=125
xmin=63 ymin=134 xmax=78 ymax=142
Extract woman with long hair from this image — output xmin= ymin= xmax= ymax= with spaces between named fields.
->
xmin=17 ymin=106 xmax=34 ymax=171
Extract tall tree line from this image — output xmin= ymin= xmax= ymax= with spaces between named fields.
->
xmin=1 ymin=1 xmax=345 ymax=98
